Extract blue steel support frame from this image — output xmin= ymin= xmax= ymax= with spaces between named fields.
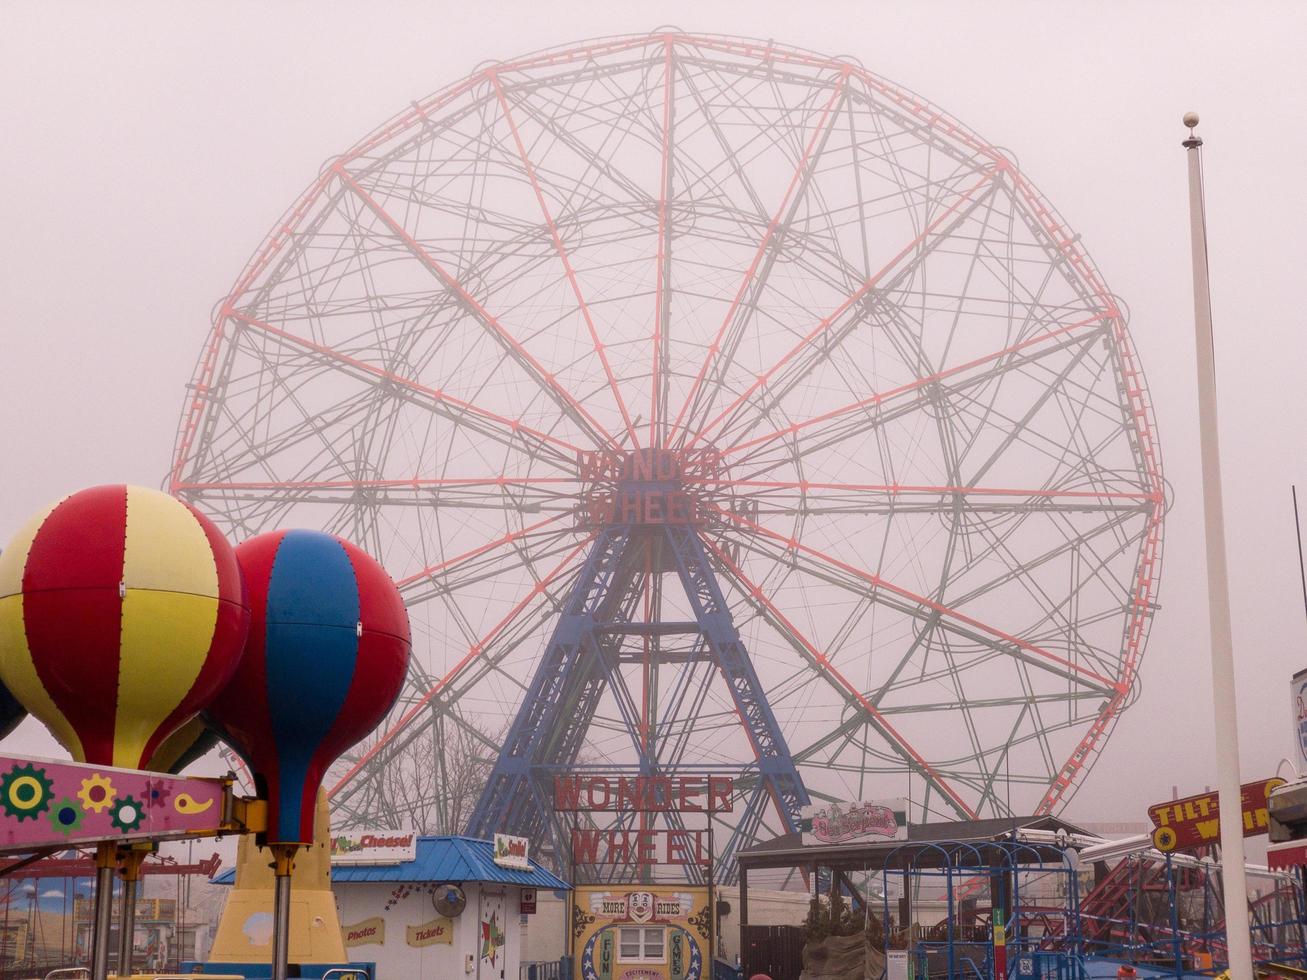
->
xmin=465 ymin=522 xmax=809 ymax=881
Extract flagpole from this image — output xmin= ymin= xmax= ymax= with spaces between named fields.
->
xmin=1183 ymin=111 xmax=1253 ymax=980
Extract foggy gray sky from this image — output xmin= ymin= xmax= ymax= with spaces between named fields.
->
xmin=2 ymin=0 xmax=1306 ymax=832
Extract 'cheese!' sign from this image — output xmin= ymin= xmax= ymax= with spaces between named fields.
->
xmin=331 ymin=828 xmax=417 ymax=865
xmin=1147 ymin=778 xmax=1285 ymax=851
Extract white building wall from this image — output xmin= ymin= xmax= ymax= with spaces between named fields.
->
xmin=520 ymin=889 xmax=567 ymax=965
xmin=334 ymin=880 xmax=522 ymax=980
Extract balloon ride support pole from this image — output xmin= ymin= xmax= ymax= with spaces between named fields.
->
xmin=90 ymin=841 xmax=116 ymax=980
xmin=270 ymin=846 xmax=297 ymax=980
xmin=1183 ymin=114 xmax=1253 ymax=980
xmin=116 ymin=848 xmax=147 ymax=979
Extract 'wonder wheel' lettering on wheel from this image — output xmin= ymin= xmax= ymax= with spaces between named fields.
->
xmin=172 ymin=32 xmax=1164 ymax=879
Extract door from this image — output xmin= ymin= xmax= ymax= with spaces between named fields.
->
xmin=477 ymin=888 xmax=507 ymax=980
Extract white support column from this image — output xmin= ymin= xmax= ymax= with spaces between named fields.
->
xmin=1183 ymin=111 xmax=1253 ymax=980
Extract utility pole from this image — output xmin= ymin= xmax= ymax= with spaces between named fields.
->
xmin=1183 ymin=111 xmax=1253 ymax=980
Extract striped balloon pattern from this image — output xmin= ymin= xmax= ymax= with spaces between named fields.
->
xmin=205 ymin=529 xmax=410 ymax=846
xmin=0 ymin=485 xmax=249 ymax=768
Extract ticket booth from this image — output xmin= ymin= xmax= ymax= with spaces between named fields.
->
xmin=211 ymin=832 xmax=569 ymax=979
xmin=330 ymin=834 xmax=569 ymax=980
xmin=570 ymin=886 xmax=711 ymax=980
xmin=553 ymin=772 xmax=732 ymax=980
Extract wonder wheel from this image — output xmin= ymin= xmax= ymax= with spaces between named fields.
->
xmin=171 ymin=32 xmax=1164 ymax=875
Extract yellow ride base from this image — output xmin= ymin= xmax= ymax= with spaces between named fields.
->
xmin=207 ymin=791 xmax=347 ymax=965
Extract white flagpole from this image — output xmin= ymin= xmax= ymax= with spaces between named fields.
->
xmin=1183 ymin=111 xmax=1253 ymax=980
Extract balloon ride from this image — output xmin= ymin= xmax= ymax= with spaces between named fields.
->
xmin=0 ymin=487 xmax=406 ymax=980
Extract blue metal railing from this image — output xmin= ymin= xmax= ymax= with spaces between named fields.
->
xmin=521 ymin=959 xmax=565 ymax=980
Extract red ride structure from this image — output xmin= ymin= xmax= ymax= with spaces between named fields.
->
xmin=169 ymin=33 xmax=1165 ymax=875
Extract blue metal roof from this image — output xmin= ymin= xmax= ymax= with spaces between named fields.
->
xmin=212 ymin=836 xmax=570 ymax=891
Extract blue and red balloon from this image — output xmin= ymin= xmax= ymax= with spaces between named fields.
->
xmin=205 ymin=529 xmax=410 ymax=845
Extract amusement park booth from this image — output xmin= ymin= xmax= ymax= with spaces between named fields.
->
xmin=215 ymin=835 xmax=569 ymax=980
xmin=735 ymin=815 xmax=1090 ymax=980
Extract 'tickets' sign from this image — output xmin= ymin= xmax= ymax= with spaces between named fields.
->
xmin=800 ymin=799 xmax=907 ymax=846
xmin=330 ymin=828 xmax=417 ymax=864
xmin=406 ymin=917 xmax=453 ymax=947
xmin=1147 ymin=778 xmax=1286 ymax=851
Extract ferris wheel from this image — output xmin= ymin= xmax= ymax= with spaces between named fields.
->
xmin=171 ymin=32 xmax=1164 ymax=867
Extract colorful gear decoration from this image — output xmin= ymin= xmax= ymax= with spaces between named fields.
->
xmin=1152 ymin=825 xmax=1178 ymax=852
xmin=143 ymin=779 xmax=171 ymax=809
xmin=47 ymin=797 xmax=85 ymax=837
xmin=110 ymin=795 xmax=145 ymax=833
xmin=0 ymin=763 xmax=54 ymax=821
xmin=77 ymin=774 xmax=117 ymax=814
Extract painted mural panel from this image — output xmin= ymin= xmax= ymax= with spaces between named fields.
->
xmin=572 ymin=886 xmax=710 ymax=980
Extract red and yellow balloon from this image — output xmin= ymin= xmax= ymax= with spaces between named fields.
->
xmin=0 ymin=485 xmax=249 ymax=768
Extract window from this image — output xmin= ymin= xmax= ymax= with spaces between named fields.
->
xmin=618 ymin=926 xmax=665 ymax=963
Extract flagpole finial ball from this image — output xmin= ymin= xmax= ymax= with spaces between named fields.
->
xmin=1183 ymin=112 xmax=1200 ymax=129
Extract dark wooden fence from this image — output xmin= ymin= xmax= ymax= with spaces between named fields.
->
xmin=741 ymin=924 xmax=805 ymax=979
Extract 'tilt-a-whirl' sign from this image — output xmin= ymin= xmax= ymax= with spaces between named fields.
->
xmin=1147 ymin=779 xmax=1284 ymax=852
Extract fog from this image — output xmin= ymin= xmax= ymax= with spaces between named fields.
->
xmin=2 ymin=1 xmax=1306 ymax=833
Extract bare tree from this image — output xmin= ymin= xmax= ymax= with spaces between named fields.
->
xmin=376 ymin=715 xmax=502 ymax=835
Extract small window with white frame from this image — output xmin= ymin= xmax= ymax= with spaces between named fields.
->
xmin=618 ymin=925 xmax=665 ymax=963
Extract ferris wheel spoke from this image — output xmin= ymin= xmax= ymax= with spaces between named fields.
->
xmin=331 ymin=531 xmax=595 ymax=796
xmin=722 ymin=310 xmax=1107 ymax=464
xmin=959 ymin=327 xmax=1104 ymax=488
xmin=727 ymin=520 xmax=1099 ymax=701
xmin=394 ymin=512 xmax=576 ymax=591
xmin=670 ymin=69 xmax=849 ymax=443
xmin=684 ymin=163 xmax=1004 ymax=451
xmin=699 ymin=532 xmax=976 ymax=819
xmin=224 ymin=309 xmax=583 ymax=469
xmin=699 ymin=478 xmax=1157 ymax=515
xmin=331 ymin=162 xmax=620 ymax=450
xmin=710 ymin=501 xmax=1121 ymax=694
xmin=850 ymin=499 xmax=1146 ymax=706
xmin=650 ymin=37 xmax=675 ymax=449
xmin=174 ymin=476 xmax=579 ymax=512
xmin=671 ymin=52 xmax=770 ymax=218
xmin=948 ymin=510 xmax=1152 ymax=684
xmin=491 ymin=74 xmax=641 ymax=448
